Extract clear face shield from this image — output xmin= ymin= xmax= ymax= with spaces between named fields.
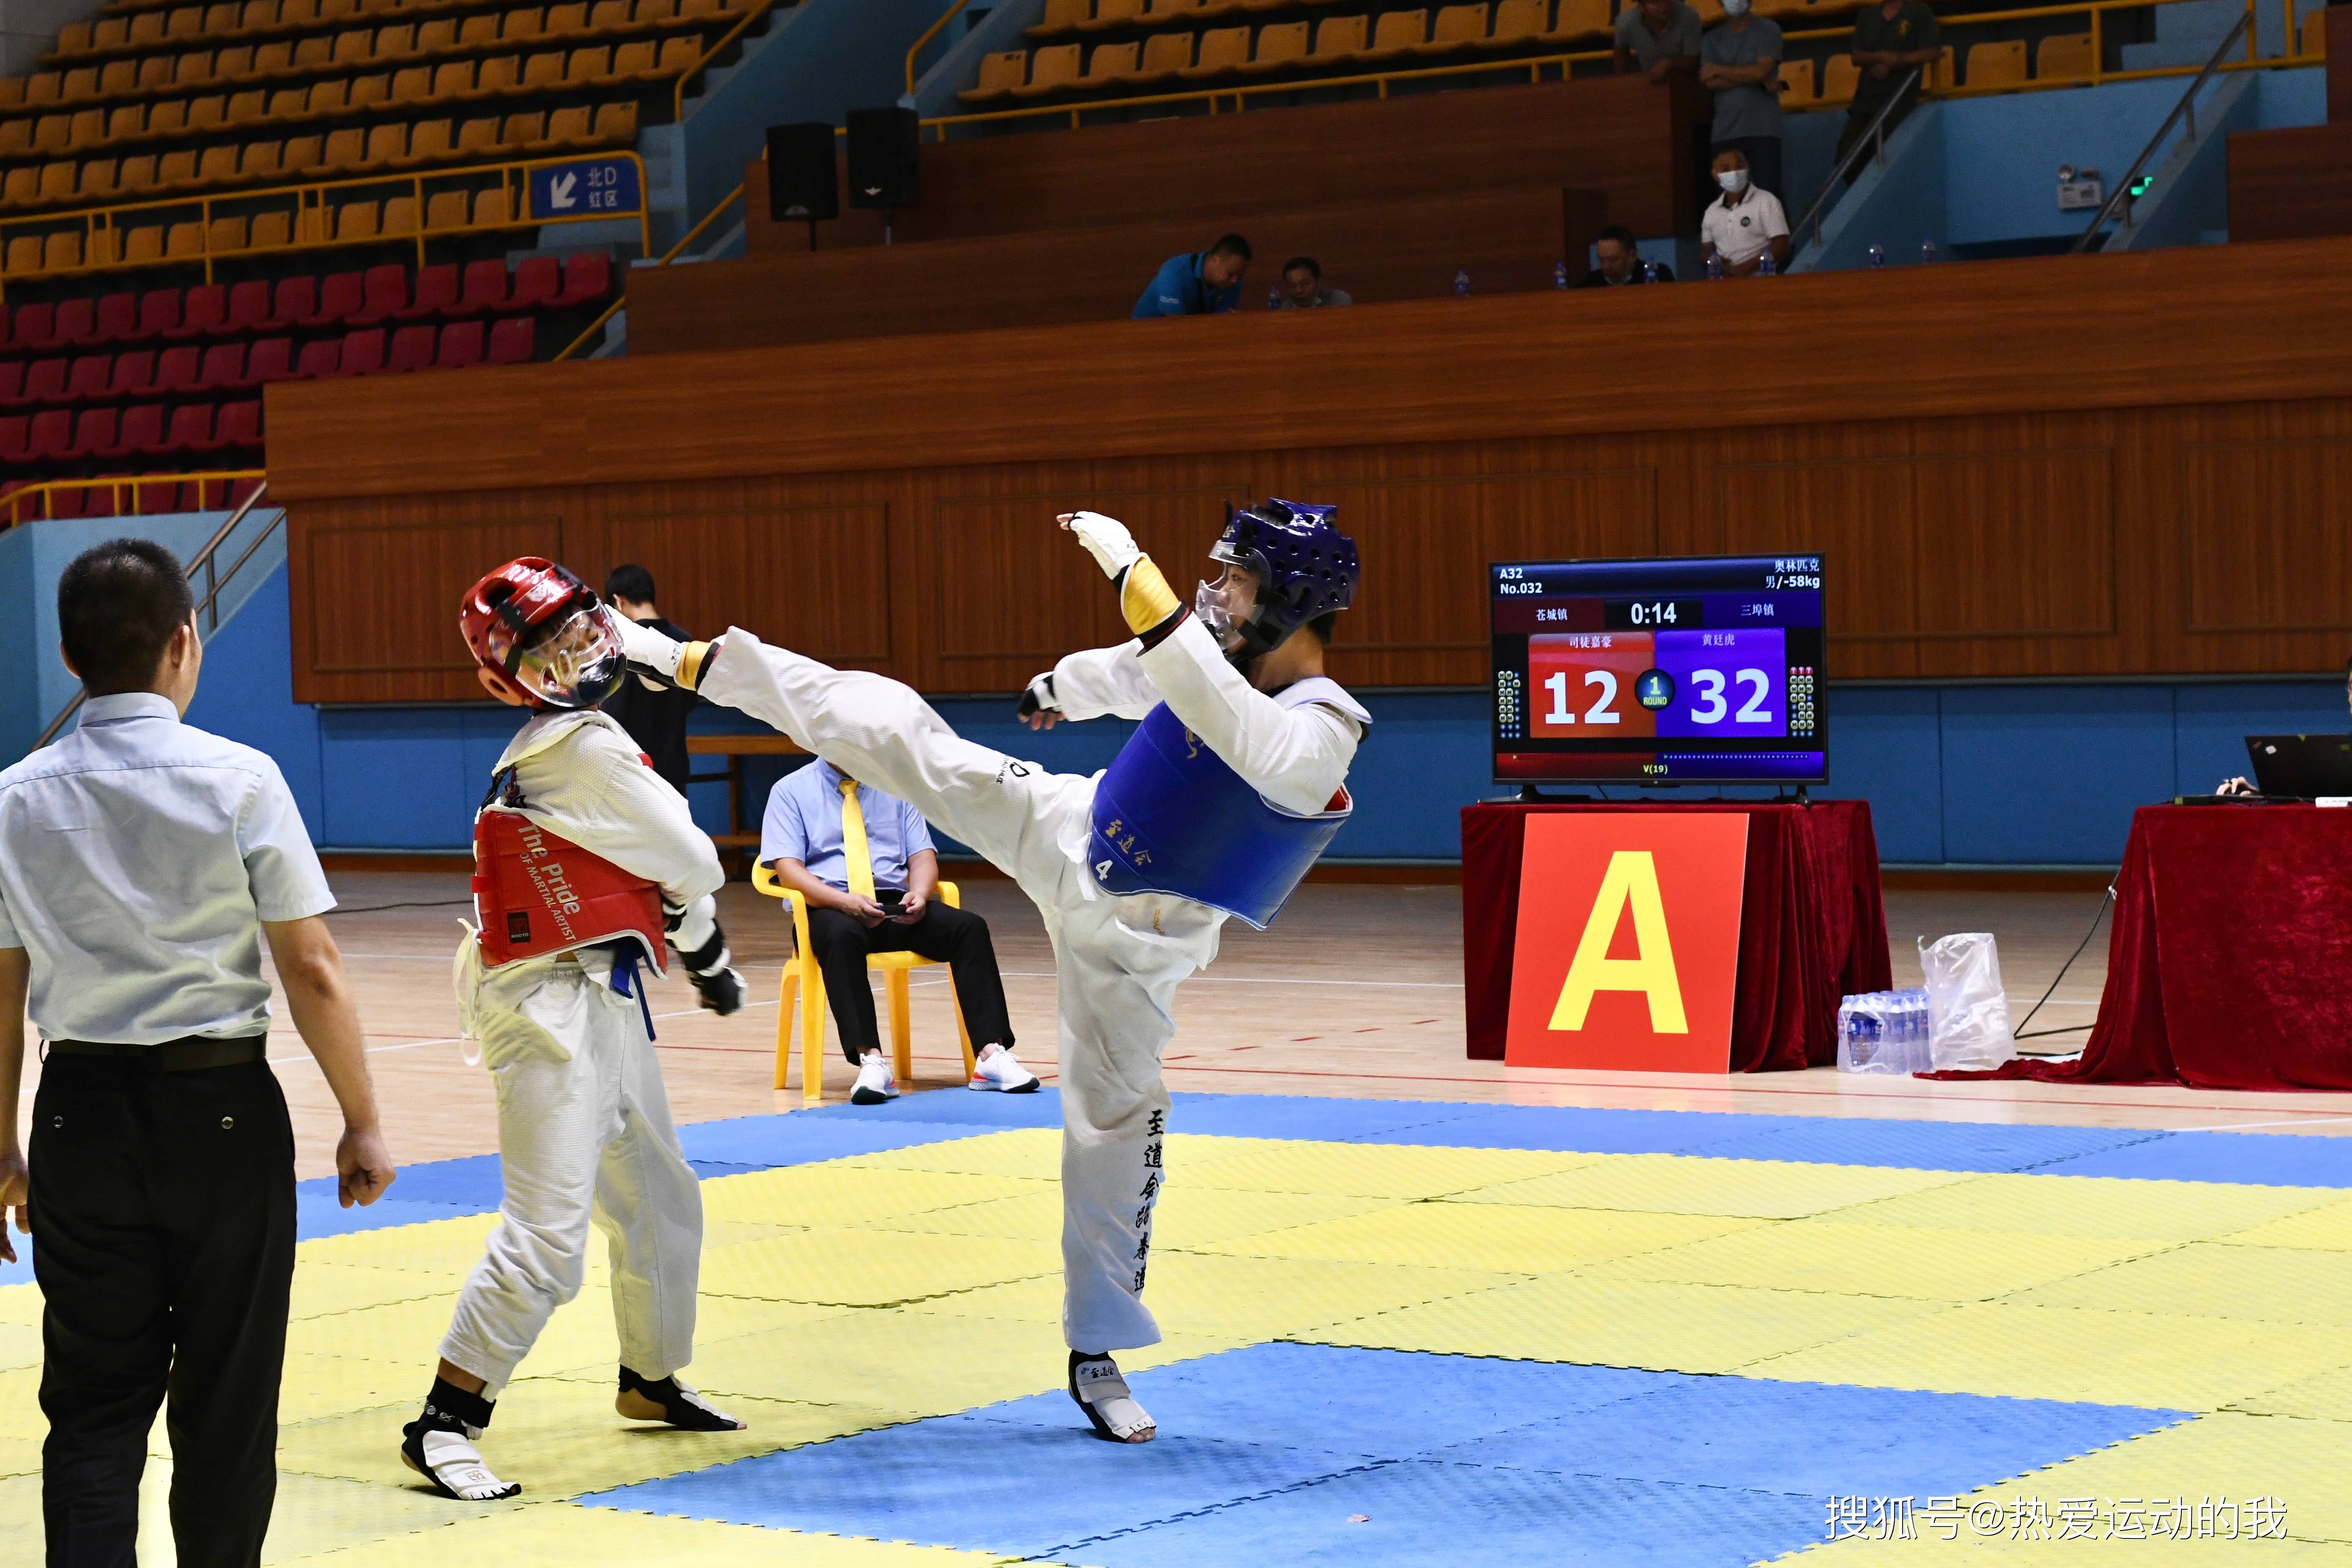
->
xmin=1193 ymin=551 xmax=1263 ymax=654
xmin=500 ymin=602 xmax=627 ymax=709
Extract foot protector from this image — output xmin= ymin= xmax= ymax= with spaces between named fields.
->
xmin=401 ymin=1424 xmax=521 ymax=1501
xmin=1068 ymin=1350 xmax=1156 ymax=1443
xmin=616 ymin=1367 xmax=746 ymax=1431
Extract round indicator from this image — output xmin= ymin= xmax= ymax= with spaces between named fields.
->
xmin=1635 ymin=669 xmax=1675 ymax=710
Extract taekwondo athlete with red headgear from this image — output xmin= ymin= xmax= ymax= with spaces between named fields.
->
xmin=610 ymin=501 xmax=1366 ymax=1446
xmin=399 ymin=558 xmax=748 ymax=1502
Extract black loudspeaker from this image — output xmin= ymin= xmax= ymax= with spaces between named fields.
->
xmin=844 ymin=106 xmax=920 ymax=211
xmin=765 ymin=122 xmax=838 ymax=223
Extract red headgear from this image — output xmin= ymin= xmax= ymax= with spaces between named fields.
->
xmin=458 ymin=557 xmax=626 ymax=710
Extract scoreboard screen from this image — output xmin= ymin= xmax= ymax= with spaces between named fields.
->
xmin=1491 ymin=554 xmax=1826 ymax=785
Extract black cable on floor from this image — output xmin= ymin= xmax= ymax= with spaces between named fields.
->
xmin=324 ymin=898 xmax=474 ymax=916
xmin=2012 ymin=886 xmax=2115 ymax=1040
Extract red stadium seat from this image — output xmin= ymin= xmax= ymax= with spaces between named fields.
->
xmin=225 ymin=475 xmax=263 ymax=509
xmin=299 ymin=273 xmax=367 ymax=329
xmin=386 ymin=324 xmax=437 ymax=373
xmin=154 ymin=344 xmax=204 ymax=395
xmin=487 ymin=316 xmax=535 ymax=365
xmin=131 ymin=289 xmax=182 ymax=343
xmin=395 ymin=263 xmax=462 ymax=321
xmin=190 ymin=400 xmax=262 ymax=454
xmin=63 ymin=409 xmax=118 ymax=461
xmin=259 ymin=275 xmax=318 ymax=332
xmin=507 ymin=256 xmax=561 ymax=311
xmin=240 ymin=337 xmax=294 ymax=388
xmin=63 ymin=354 xmax=113 ymax=405
xmin=92 ymin=293 xmax=140 ymax=346
xmin=32 ymin=485 xmax=87 ymax=521
xmin=0 ymin=363 xmax=21 ymax=407
xmin=13 ymin=303 xmax=60 ymax=353
xmin=0 ymin=416 xmax=29 ymax=463
xmin=0 ymin=309 xmax=14 ymax=358
xmin=550 ymin=251 xmax=613 ymax=308
xmin=196 ymin=341 xmax=247 ymax=392
xmin=18 ymin=359 xmax=68 ymax=407
xmin=161 ymin=403 xmax=215 ymax=454
xmin=106 ymin=350 xmax=156 ymax=399
xmin=27 ymin=409 xmax=73 ymax=461
xmin=293 ymin=338 xmax=343 ymax=379
xmin=435 ymin=319 xmax=484 ymax=370
xmin=446 ymin=258 xmax=513 ymax=318
xmin=52 ymin=299 xmax=100 ymax=350
xmin=162 ymin=285 xmax=228 ymax=340
xmin=96 ymin=405 xmax=163 ymax=460
xmin=338 ymin=329 xmax=387 ymax=376
xmin=349 ymin=264 xmax=411 ymax=327
xmin=223 ymin=279 xmax=273 ymax=336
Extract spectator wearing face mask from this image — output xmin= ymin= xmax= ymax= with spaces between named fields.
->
xmin=1577 ymin=226 xmax=1675 ymax=287
xmin=1698 ymin=0 xmax=1786 ymax=201
xmin=1699 ymin=149 xmax=1790 ymax=278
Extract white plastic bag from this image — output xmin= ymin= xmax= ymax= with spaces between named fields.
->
xmin=1917 ymin=932 xmax=2017 ymax=1071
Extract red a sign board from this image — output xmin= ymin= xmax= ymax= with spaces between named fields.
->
xmin=1504 ymin=813 xmax=1750 ymax=1073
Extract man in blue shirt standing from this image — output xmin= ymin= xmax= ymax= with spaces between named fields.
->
xmin=1132 ymin=233 xmax=1252 ymax=319
xmin=762 ymin=757 xmax=1033 ymax=1105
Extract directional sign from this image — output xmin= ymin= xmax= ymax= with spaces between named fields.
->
xmin=527 ymin=158 xmax=642 ymax=221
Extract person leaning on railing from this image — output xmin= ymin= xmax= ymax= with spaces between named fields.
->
xmin=1132 ymin=233 xmax=1253 ymax=319
xmin=1836 ymin=0 xmax=1943 ymax=177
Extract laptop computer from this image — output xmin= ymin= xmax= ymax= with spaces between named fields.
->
xmin=2245 ymin=734 xmax=2352 ymax=800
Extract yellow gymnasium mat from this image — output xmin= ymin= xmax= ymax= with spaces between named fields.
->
xmin=4 ymin=1090 xmax=2349 ymax=1565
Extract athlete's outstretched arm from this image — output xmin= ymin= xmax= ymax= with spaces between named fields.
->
xmin=1034 ymin=642 xmax=1160 ymax=724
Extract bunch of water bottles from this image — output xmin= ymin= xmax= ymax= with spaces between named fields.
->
xmin=1837 ymin=987 xmax=1934 ymax=1075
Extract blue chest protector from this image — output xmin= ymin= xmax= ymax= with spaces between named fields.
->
xmin=1088 ymin=680 xmax=1368 ymax=930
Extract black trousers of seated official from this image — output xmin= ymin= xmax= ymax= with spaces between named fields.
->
xmin=804 ymin=902 xmax=1015 ymax=1064
xmin=31 ymin=1054 xmax=297 ymax=1568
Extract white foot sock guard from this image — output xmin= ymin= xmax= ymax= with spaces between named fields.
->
xmin=1068 ymin=1351 xmax=1156 ymax=1443
xmin=402 ymin=1379 xmax=520 ymax=1500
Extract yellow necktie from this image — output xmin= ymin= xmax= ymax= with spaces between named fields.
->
xmin=838 ymin=776 xmax=878 ymax=901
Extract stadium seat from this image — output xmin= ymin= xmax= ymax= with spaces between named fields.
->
xmin=349 ymin=264 xmax=410 ymax=325
xmin=301 ymin=272 xmax=367 ymax=328
xmin=397 ymin=263 xmax=463 ymax=320
xmin=154 ymin=346 xmax=205 ymax=396
xmin=1080 ymin=40 xmax=1140 ymax=83
xmin=1965 ymin=39 xmax=2027 ymax=90
xmin=127 ymin=289 xmax=183 ymax=344
xmin=53 ymin=299 xmax=103 ymax=350
xmin=448 ymin=257 xmax=513 ymax=316
xmin=1547 ymin=0 xmax=1609 ymax=41
xmin=474 ymin=185 xmax=517 ymax=227
xmin=1029 ymin=0 xmax=1087 ymax=32
xmin=1 ymin=235 xmax=43 ymax=278
xmin=386 ymin=324 xmax=437 ymax=372
xmin=1013 ymin=44 xmax=1083 ymax=96
xmin=2035 ymin=33 xmax=2094 ymax=79
xmin=434 ymin=318 xmax=485 ymax=369
xmin=1180 ymin=25 xmax=1251 ymax=76
xmin=1778 ymin=56 xmax=1814 ymax=103
xmin=0 ymin=364 xmax=21 ymax=407
xmin=11 ymin=303 xmax=60 ymax=352
xmin=508 ymin=256 xmax=562 ymax=310
xmin=249 ymin=275 xmax=312 ymax=331
xmin=501 ymin=112 xmax=545 ymax=150
xmin=1416 ymin=3 xmax=1489 ymax=54
xmin=90 ymin=293 xmax=140 ymax=346
xmin=395 ymin=119 xmax=455 ymax=167
xmin=1479 ymin=0 xmax=1544 ymax=46
xmin=1129 ymin=30 xmax=1197 ymax=81
xmin=1084 ymin=0 xmax=1143 ymax=28
xmin=591 ymin=102 xmax=636 ymax=144
xmin=1360 ymin=8 xmax=1428 ymax=60
xmin=339 ymin=328 xmax=387 ymax=375
xmin=0 ymin=417 xmax=26 ymax=465
xmin=95 ymin=404 xmax=165 ymax=461
xmin=16 ymin=359 xmax=68 ymax=408
xmin=293 ymin=337 xmax=343 ymax=378
xmin=189 ymin=400 xmax=263 ymax=455
xmin=63 ymin=409 xmax=119 ymax=463
xmin=1302 ymin=13 xmax=1366 ymax=62
xmin=27 ymin=410 xmax=74 ymax=463
xmin=63 ymin=356 xmax=113 ymax=406
xmin=550 ymin=251 xmax=614 ymax=307
xmin=1822 ymin=54 xmax=1859 ymax=102
xmin=1239 ymin=21 xmax=1309 ymax=71
xmin=2303 ymin=8 xmax=2326 ymax=56
xmin=196 ymin=342 xmax=248 ymax=393
xmin=105 ymin=351 xmax=158 ymax=400
xmin=487 ymin=316 xmax=536 ymax=364
xmin=238 ymin=337 xmax=294 ymax=389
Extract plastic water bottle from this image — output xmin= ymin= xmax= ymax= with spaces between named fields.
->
xmin=1757 ymin=248 xmax=1777 ymax=277
xmin=1454 ymin=268 xmax=1471 ymax=296
xmin=1706 ymin=253 xmax=1724 ymax=280
xmin=1553 ymin=261 xmax=1568 ymax=289
xmin=1267 ymin=284 xmax=1281 ymax=310
xmin=1867 ymin=243 xmax=1885 ymax=268
xmin=1920 ymin=239 xmax=1938 ymax=264
xmin=1643 ymin=260 xmax=1659 ymax=282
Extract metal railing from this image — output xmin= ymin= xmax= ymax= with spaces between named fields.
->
xmin=908 ymin=0 xmax=975 ymax=97
xmin=552 ymin=177 xmax=744 ymax=359
xmin=1789 ymin=64 xmax=1925 ymax=252
xmin=1 ymin=470 xmax=263 ymax=528
xmin=2071 ymin=8 xmax=2252 ymax=250
xmin=0 ymin=150 xmax=650 ymax=297
xmin=28 ymin=478 xmax=277 ymax=753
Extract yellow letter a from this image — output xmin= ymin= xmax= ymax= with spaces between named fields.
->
xmin=1548 ymin=850 xmax=1688 ymax=1034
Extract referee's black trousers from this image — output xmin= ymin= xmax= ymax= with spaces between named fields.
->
xmin=805 ymin=901 xmax=1016 ymax=1065
xmin=32 ymin=1053 xmax=297 ymax=1568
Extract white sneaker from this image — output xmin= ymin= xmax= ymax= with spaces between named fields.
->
xmin=969 ymin=1044 xmax=1040 ymax=1094
xmin=851 ymin=1051 xmax=898 ymax=1105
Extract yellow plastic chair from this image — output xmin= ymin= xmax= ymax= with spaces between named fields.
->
xmin=752 ymin=860 xmax=975 ymax=1105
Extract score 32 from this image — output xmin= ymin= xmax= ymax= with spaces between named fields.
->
xmin=1530 ymin=629 xmax=1788 ymax=740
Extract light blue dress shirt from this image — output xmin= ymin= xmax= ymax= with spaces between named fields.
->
xmin=760 ymin=757 xmax=936 ymax=894
xmin=0 ymin=691 xmax=334 ymax=1044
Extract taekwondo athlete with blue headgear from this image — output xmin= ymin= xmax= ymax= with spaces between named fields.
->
xmin=608 ymin=501 xmax=1367 ymax=1446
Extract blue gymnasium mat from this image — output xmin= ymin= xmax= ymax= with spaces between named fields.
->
xmin=593 ymin=1343 xmax=2183 ymax=1567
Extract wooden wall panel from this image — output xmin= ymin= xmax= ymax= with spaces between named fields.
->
xmin=1912 ymin=450 xmax=2113 ymax=640
xmin=2227 ymin=123 xmax=2352 ymax=244
xmin=302 ymin=514 xmax=560 ymax=681
xmin=2180 ymin=436 xmax=2352 ymax=634
xmin=596 ymin=503 xmax=895 ymax=668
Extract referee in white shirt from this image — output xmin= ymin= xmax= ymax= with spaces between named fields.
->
xmin=0 ymin=539 xmax=395 ymax=1568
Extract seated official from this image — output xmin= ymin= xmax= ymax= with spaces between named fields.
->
xmin=1699 ymin=148 xmax=1790 ymax=278
xmin=1276 ymin=256 xmax=1353 ymax=309
xmin=2220 ymin=656 xmax=2352 ymax=795
xmin=1133 ymin=233 xmax=1252 ymax=319
xmin=762 ymin=758 xmax=1037 ymax=1104
xmin=1578 ymin=226 xmax=1675 ymax=287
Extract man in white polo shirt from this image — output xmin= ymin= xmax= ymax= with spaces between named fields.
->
xmin=1700 ymin=147 xmax=1791 ymax=278
xmin=0 ymin=538 xmax=394 ymax=1568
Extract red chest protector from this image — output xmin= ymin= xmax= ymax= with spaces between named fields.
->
xmin=471 ymin=768 xmax=668 ymax=971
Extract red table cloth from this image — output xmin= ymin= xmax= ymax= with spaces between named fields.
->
xmin=1460 ymin=800 xmax=1892 ymax=1070
xmin=1939 ymin=805 xmax=2352 ymax=1091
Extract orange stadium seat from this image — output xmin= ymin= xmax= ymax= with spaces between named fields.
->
xmin=251 ymin=210 xmax=292 ymax=247
xmin=1239 ymin=21 xmax=1309 ymax=71
xmin=1083 ymin=0 xmax=1144 ymax=30
xmin=1822 ymin=53 xmax=1858 ymax=101
xmin=2303 ymin=8 xmax=2326 ymax=56
xmin=1417 ymin=3 xmax=1490 ymax=54
xmin=3 ymin=236 xmax=43 ymax=276
xmin=38 ymin=161 xmax=78 ymax=203
xmin=423 ymin=189 xmax=469 ymax=229
xmin=1548 ymin=0 xmax=1611 ymax=41
xmin=591 ymin=101 xmax=636 ymax=142
xmin=379 ymin=196 xmax=418 ymax=236
xmin=393 ymin=118 xmax=453 ymax=166
xmin=1361 ymin=8 xmax=1428 ymax=59
xmin=359 ymin=122 xmax=406 ymax=170
xmin=2034 ymin=32 xmax=2093 ymax=79
xmin=81 ymin=159 xmax=119 ymax=199
xmin=522 ymin=49 xmax=566 ymax=89
xmin=1146 ymin=0 xmax=1208 ymax=19
xmin=537 ymin=104 xmax=591 ymax=149
xmin=1180 ymin=25 xmax=1251 ymax=75
xmin=473 ymin=185 xmax=514 ymax=226
xmin=281 ymin=133 xmax=323 ymax=174
xmin=1129 ymin=30 xmax=1197 ymax=81
xmin=1081 ymin=41 xmax=1140 ymax=83
xmin=209 ymin=214 xmax=250 ymax=251
xmin=1965 ymin=39 xmax=2026 ymax=90
xmin=501 ymin=110 xmax=544 ymax=149
xmin=1480 ymin=0 xmax=1544 ymax=47
xmin=1012 ymin=43 xmax=1083 ymax=95
xmin=1308 ymin=14 xmax=1367 ymax=62
xmin=1778 ymin=56 xmax=1814 ymax=103
xmin=962 ymin=49 xmax=1030 ymax=100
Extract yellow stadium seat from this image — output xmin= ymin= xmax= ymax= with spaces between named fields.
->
xmin=414 ymin=18 xmax=458 ymax=52
xmin=2034 ymin=32 xmax=2093 ymax=80
xmin=44 ymin=231 xmax=83 ymax=271
xmin=0 ymin=167 xmax=34 ymax=204
xmin=546 ymin=3 xmax=588 ymax=35
xmin=566 ymin=46 xmax=609 ymax=82
xmin=105 ymin=105 xmax=146 ymax=141
xmin=266 ymin=85 xmax=309 ymax=119
xmin=1307 ymin=14 xmax=1366 ymax=61
xmin=500 ymin=110 xmax=544 ymax=148
xmin=1964 ymin=39 xmax=2025 ymax=90
xmin=172 ymin=52 xmax=215 ymax=89
xmin=474 ymin=184 xmax=514 ymax=226
xmin=1548 ymin=0 xmax=1610 ymax=40
xmin=1416 ymin=3 xmax=1489 ymax=54
xmin=167 ymin=7 xmax=204 ymax=40
xmin=504 ymin=7 xmax=547 ymax=44
xmin=279 ymin=134 xmax=323 ymax=174
xmin=459 ymin=13 xmax=502 ymax=47
xmin=380 ymin=195 xmax=418 ymax=235
xmin=2303 ymin=8 xmax=2326 ymax=56
xmin=116 ymin=154 xmax=158 ymax=193
xmin=195 ymin=144 xmax=239 ymax=184
xmin=80 ymin=158 xmax=118 ymax=199
xmin=375 ymin=25 xmax=418 ymax=61
xmin=68 ymin=107 xmax=104 ymax=148
xmin=211 ymin=44 xmax=253 ymax=81
xmin=117 ymin=223 xmax=163 ymax=262
xmin=537 ymin=103 xmax=591 ymax=149
xmin=165 ymin=219 xmax=205 ymax=257
xmin=653 ymin=36 xmax=700 ymax=76
xmin=201 ymin=2 xmax=240 ymax=35
xmin=1083 ymin=40 xmax=1141 ymax=82
xmin=86 ymin=228 xmax=122 ymax=266
xmin=331 ymin=28 xmax=373 ymax=67
xmin=321 ymin=125 xmax=366 ymax=171
xmin=1145 ymin=0 xmax=1206 ymax=17
xmin=99 ymin=60 xmax=139 ymax=96
xmin=591 ymin=100 xmax=635 ymax=142
xmin=348 ymin=73 xmax=389 ymax=109
xmin=1239 ymin=20 xmax=1309 ymax=71
xmin=610 ymin=39 xmax=659 ymax=81
xmin=0 ymin=121 xmax=27 ymax=157
xmin=1025 ymin=0 xmax=1086 ymax=35
xmin=456 ymin=115 xmax=501 ymax=153
xmin=37 ymin=160 xmax=77 ymax=202
xmin=241 ymin=140 xmax=281 ymax=179
xmin=209 ymin=214 xmax=250 ymax=251
xmin=293 ymin=33 xmax=333 ymax=68
xmin=319 ymin=0 xmax=359 ymax=22
xmin=391 ymin=65 xmax=433 ymax=103
xmin=32 ymin=116 xmax=69 ymax=154
xmin=1821 ymin=53 xmax=1858 ymax=101
xmin=248 ymin=38 xmax=294 ymax=76
xmin=1481 ymin=0 xmax=1544 ymax=47
xmin=1358 ymin=7 xmax=1426 ymax=58
xmin=62 ymin=67 xmax=100 ymax=100
xmin=250 ymin=209 xmax=292 ymax=248
xmin=3 ymin=235 xmax=44 ymax=276
xmin=1130 ymin=29 xmax=1195 ymax=80
xmin=392 ymin=117 xmax=452 ymax=166
xmin=962 ymin=49 xmax=1029 ymax=100
xmin=185 ymin=94 xmax=229 ymax=130
xmin=1011 ymin=42 xmax=1082 ymax=95
xmin=335 ymin=199 xmax=379 ymax=241
xmin=56 ymin=19 xmax=93 ymax=53
xmin=424 ymin=188 xmax=468 ymax=229
xmin=1083 ymin=0 xmax=1143 ymax=28
xmin=93 ymin=17 xmax=130 ymax=49
xmin=433 ymin=60 xmax=476 ymax=96
xmin=522 ymin=49 xmax=566 ymax=88
xmin=226 ymin=89 xmax=268 ymax=124
xmin=361 ymin=122 xmax=406 ymax=169
xmin=1778 ymin=56 xmax=1813 ymax=102
xmin=469 ymin=55 xmax=520 ymax=97
xmin=1179 ymin=23 xmax=1251 ymax=74
xmin=585 ymin=0 xmax=632 ymax=35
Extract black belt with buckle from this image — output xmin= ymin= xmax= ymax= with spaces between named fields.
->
xmin=46 ymin=1034 xmax=268 ymax=1071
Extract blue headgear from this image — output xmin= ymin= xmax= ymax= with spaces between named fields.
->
xmin=1198 ymin=498 xmax=1361 ymax=664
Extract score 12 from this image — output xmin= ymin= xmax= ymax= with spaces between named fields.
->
xmin=1528 ymin=633 xmax=1657 ymax=739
